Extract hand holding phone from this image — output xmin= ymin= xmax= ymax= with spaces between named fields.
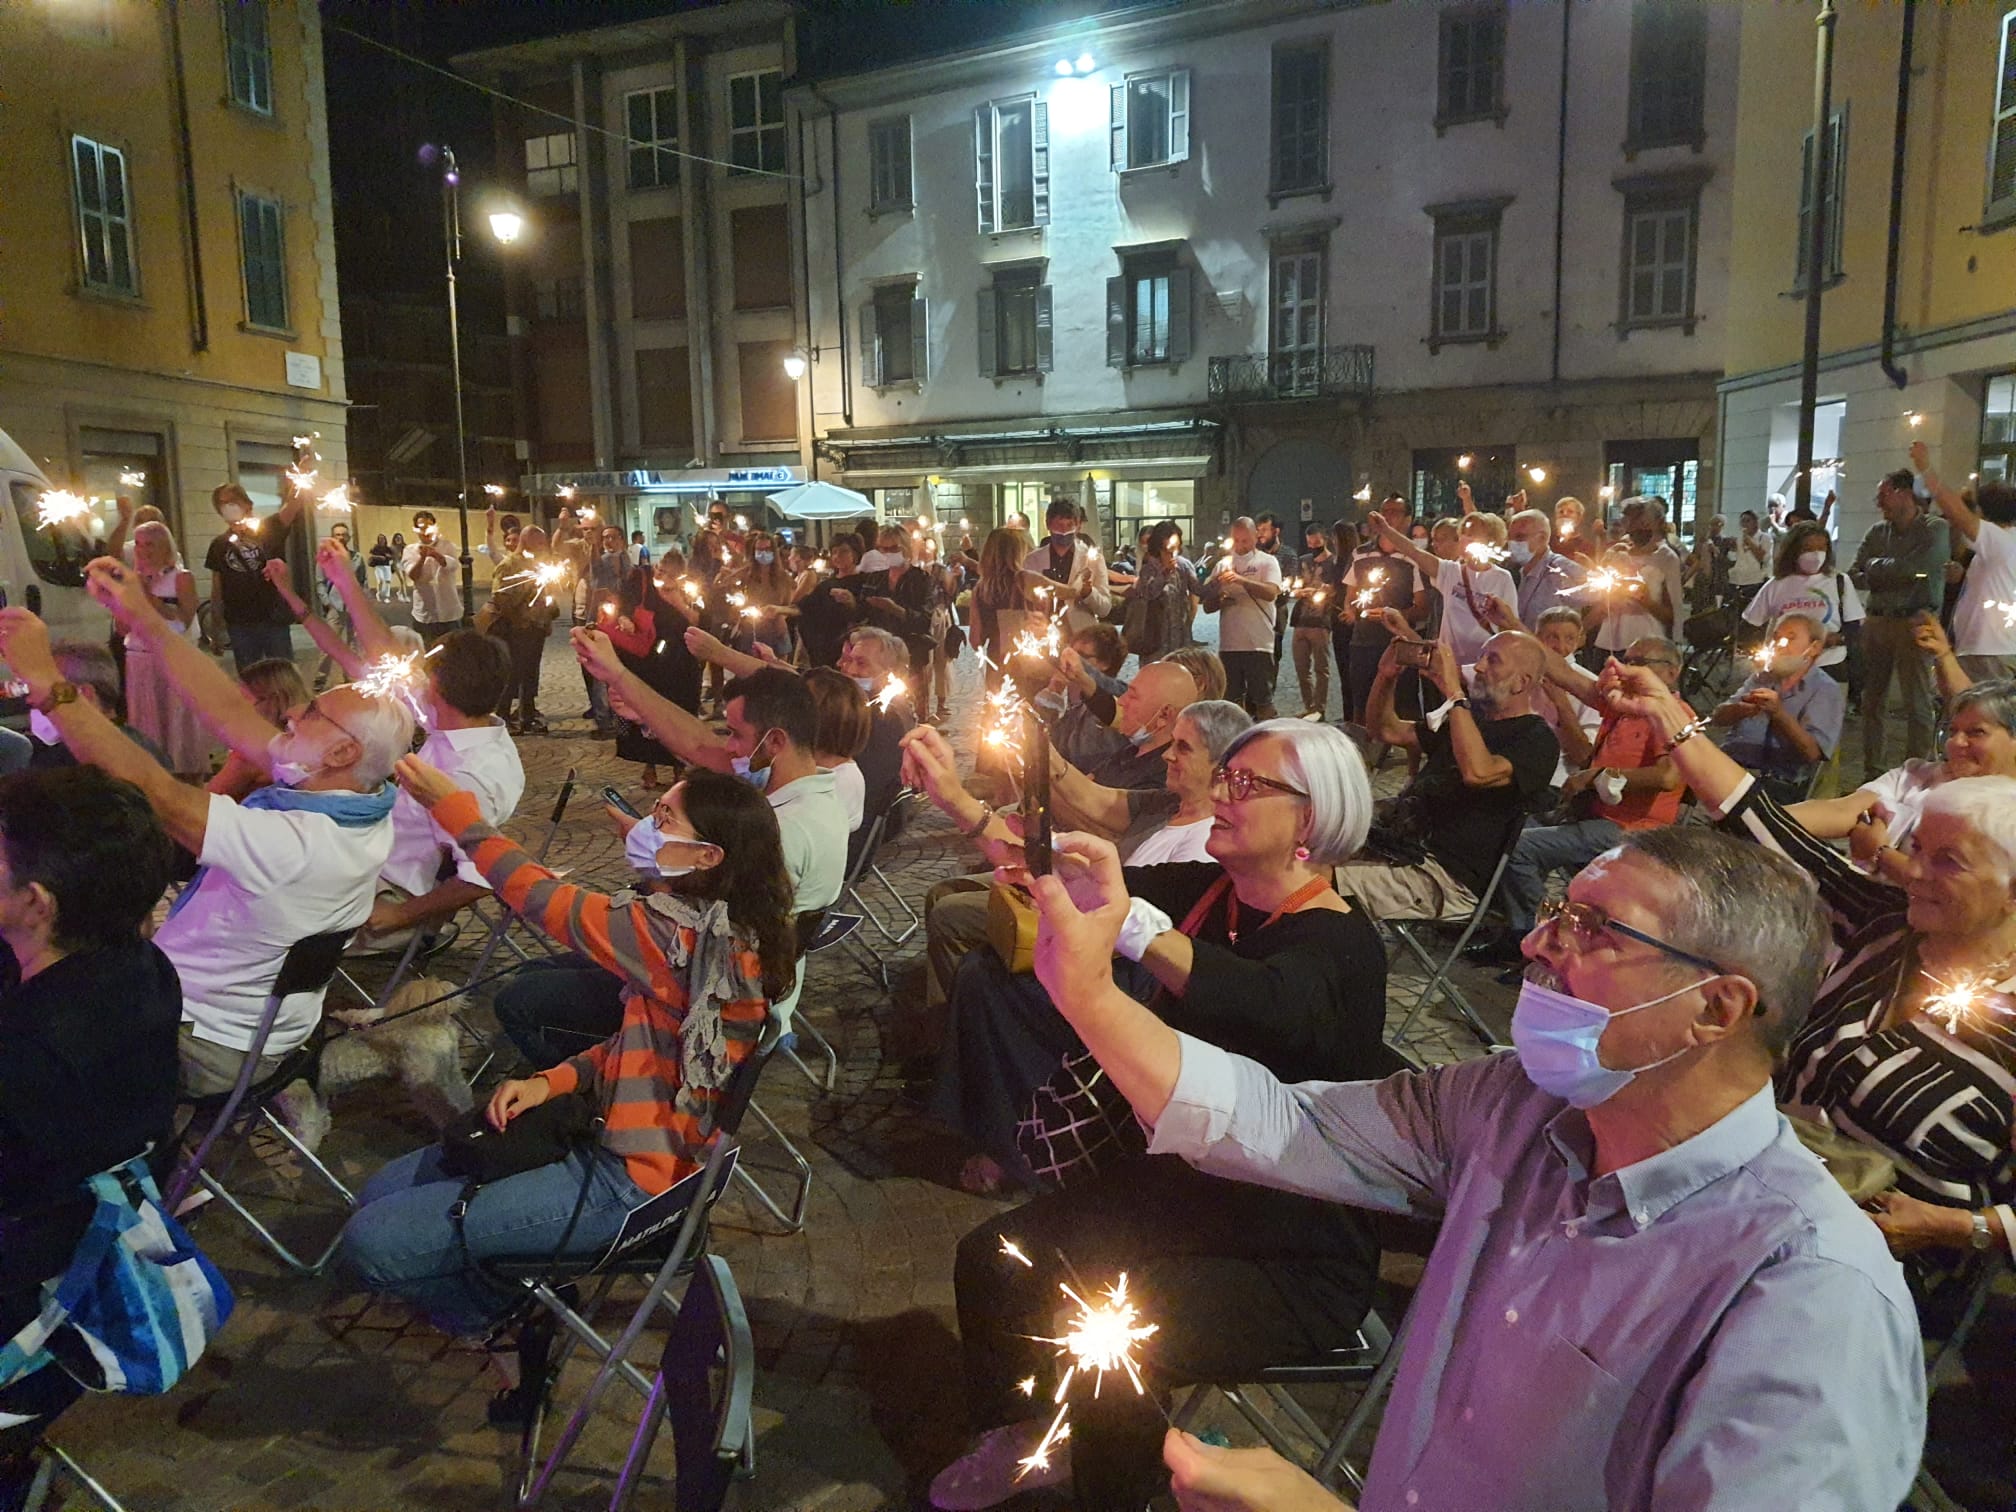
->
xmin=600 ymin=785 xmax=642 ymax=819
xmin=1395 ymin=639 xmax=1435 ymax=670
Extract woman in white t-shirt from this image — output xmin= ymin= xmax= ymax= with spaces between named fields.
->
xmin=1741 ymin=520 xmax=1862 ymax=675
xmin=1368 ymin=511 xmax=1515 ymax=666
xmin=1728 ymin=509 xmax=1772 ymax=591
xmin=805 ymin=668 xmax=869 ymax=834
xmin=1789 ymin=678 xmax=2016 ymax=864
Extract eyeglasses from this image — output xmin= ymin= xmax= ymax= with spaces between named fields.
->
xmin=296 ymin=696 xmax=367 ymax=749
xmin=1211 ymin=765 xmax=1309 ymax=804
xmin=1535 ymin=900 xmax=1724 ymax=976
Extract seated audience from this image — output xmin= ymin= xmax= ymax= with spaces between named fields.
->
xmin=1528 ymin=605 xmax=1602 ymax=776
xmin=804 ymin=668 xmax=872 ymax=835
xmin=1071 ymin=659 xmax=1200 ymax=791
xmin=0 ymin=768 xmax=180 ymax=1495
xmin=0 ymin=642 xmax=167 ymax=776
xmin=1612 ymin=661 xmax=2016 ymax=1278
xmin=1790 ymin=678 xmax=2016 ymax=866
xmin=0 ymin=564 xmax=413 ymax=1097
xmin=1351 ymin=628 xmax=1558 ymax=920
xmin=1049 ymin=699 xmax=1253 ymax=861
xmin=1019 ymin=808 xmax=1923 ymax=1511
xmin=930 ymin=722 xmax=1387 ymax=1511
xmin=1708 ymin=611 xmax=1844 ymax=802
xmin=340 ymin=763 xmax=791 ymax=1361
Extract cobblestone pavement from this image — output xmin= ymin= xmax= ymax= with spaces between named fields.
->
xmin=41 ymin=622 xmax=2010 ymax=1510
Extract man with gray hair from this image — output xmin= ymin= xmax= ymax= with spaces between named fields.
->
xmin=1025 ymin=819 xmax=1923 ymax=1512
xmin=1505 ymin=507 xmax=1586 ymax=628
xmin=0 ymin=558 xmax=413 ymax=1097
xmin=1709 ymin=610 xmax=1844 ymax=802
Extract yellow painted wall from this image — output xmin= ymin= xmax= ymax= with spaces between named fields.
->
xmin=0 ymin=0 xmax=332 ymax=392
xmin=1724 ymin=2 xmax=2016 ymax=379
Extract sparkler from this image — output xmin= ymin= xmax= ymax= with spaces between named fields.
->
xmin=558 ymin=484 xmax=578 ymax=501
xmin=873 ymin=673 xmax=908 ymax=713
xmin=726 ymin=591 xmax=748 ymax=609
xmin=1462 ymin=541 xmax=1509 ymax=569
xmin=291 ymin=433 xmax=319 ymax=451
xmin=999 ymin=1237 xmax=1034 ymax=1268
xmin=484 ymin=483 xmax=506 ymax=497
xmin=119 ymin=469 xmax=146 ymax=489
xmin=286 ymin=465 xmax=319 ymax=491
xmin=34 ymin=490 xmax=93 ymax=531
xmin=811 ymin=557 xmax=829 ymax=573
xmin=1016 ymin=1273 xmax=1161 ymax=1481
xmin=680 ymin=576 xmax=706 ymax=606
xmin=1017 ymin=1377 xmax=1038 ymax=1397
xmin=319 ymin=483 xmax=354 ymax=513
xmin=1919 ymin=974 xmax=2012 ymax=1036
xmin=1985 ymin=600 xmax=2016 ymax=631
xmin=351 ymin=651 xmax=433 ymax=725
xmin=734 ymin=514 xmax=748 ymax=531
xmin=1575 ymin=566 xmax=1640 ymax=599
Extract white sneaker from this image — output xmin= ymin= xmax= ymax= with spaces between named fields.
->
xmin=929 ymin=1420 xmax=1068 ymax=1510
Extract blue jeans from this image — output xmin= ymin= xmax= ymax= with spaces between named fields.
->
xmin=227 ymin=620 xmax=293 ymax=675
xmin=1500 ymin=817 xmax=1625 ymax=934
xmin=339 ymin=1141 xmax=653 ymax=1336
xmin=493 ymin=957 xmax=624 ymax=1069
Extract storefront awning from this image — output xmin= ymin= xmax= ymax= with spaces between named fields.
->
xmin=522 ymin=465 xmax=805 ymax=495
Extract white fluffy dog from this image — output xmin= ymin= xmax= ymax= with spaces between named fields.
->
xmin=273 ymin=978 xmax=476 ymax=1151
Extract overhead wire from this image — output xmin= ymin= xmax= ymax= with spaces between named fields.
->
xmin=323 ymin=18 xmax=803 ymax=184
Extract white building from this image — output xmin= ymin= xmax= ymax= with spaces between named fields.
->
xmin=793 ymin=0 xmax=1741 ymax=548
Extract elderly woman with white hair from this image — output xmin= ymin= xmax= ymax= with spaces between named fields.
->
xmin=1042 ymin=697 xmax=1255 ymax=864
xmin=1610 ymin=663 xmax=2016 ymax=1271
xmin=927 ymin=719 xmax=1394 ymax=1512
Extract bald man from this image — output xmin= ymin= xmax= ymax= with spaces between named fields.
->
xmin=1349 ymin=629 xmax=1561 ymax=922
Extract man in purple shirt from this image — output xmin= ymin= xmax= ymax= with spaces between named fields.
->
xmin=1508 ymin=507 xmax=1587 ymax=629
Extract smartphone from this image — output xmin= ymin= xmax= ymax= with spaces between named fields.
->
xmin=601 ymin=786 xmax=642 ymax=819
xmin=1395 ymin=639 xmax=1435 ymax=670
xmin=1021 ymin=712 xmax=1053 ymax=878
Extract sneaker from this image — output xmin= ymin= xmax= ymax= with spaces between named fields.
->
xmin=929 ymin=1421 xmax=1067 ymax=1511
xmin=522 ymin=715 xmax=549 ymax=736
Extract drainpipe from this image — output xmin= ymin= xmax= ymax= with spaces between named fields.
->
xmin=810 ymin=84 xmax=852 ymax=429
xmin=1879 ymin=0 xmax=1917 ymax=390
xmin=1550 ymin=0 xmax=1572 ymax=385
xmin=1794 ymin=0 xmax=1838 ymax=517
xmin=166 ymin=0 xmax=208 ymax=353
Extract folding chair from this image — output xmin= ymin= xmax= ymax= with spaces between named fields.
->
xmin=165 ymin=929 xmax=358 ymax=1275
xmin=1380 ymin=814 xmax=1526 ymax=1053
xmin=1171 ymin=1308 xmax=1403 ymax=1497
xmin=482 ymin=1028 xmax=779 ymax=1509
xmin=841 ymin=796 xmax=922 ymax=977
xmin=1907 ymin=1251 xmax=2010 ymax=1512
xmin=21 ymin=1441 xmax=129 ymax=1512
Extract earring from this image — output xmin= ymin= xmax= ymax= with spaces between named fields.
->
xmin=1295 ymin=844 xmax=1311 ymax=861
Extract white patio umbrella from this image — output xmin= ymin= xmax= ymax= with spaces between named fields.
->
xmin=766 ymin=479 xmax=873 ymax=520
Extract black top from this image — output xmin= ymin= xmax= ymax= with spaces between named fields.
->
xmin=797 ymin=575 xmax=862 ymax=668
xmin=863 ymin=565 xmax=940 ymax=658
xmin=1083 ymin=735 xmax=1172 ymax=793
xmin=204 ymin=514 xmax=291 ymax=626
xmin=0 ymin=939 xmax=182 ymax=1333
xmin=1410 ymin=712 xmax=1557 ymax=894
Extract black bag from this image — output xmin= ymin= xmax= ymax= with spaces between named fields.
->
xmin=438 ymin=1094 xmax=599 ymax=1184
xmin=1361 ymin=791 xmax=1433 ymax=868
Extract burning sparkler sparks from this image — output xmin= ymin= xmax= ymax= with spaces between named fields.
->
xmin=286 ymin=466 xmax=319 ymax=491
xmin=1462 ymin=541 xmax=1510 ymax=569
xmin=558 ymin=484 xmax=578 ymax=501
xmin=352 ymin=650 xmax=434 ymax=724
xmin=811 ymin=557 xmax=829 ymax=573
xmin=119 ymin=469 xmax=146 ymax=489
xmin=34 ymin=490 xmax=93 ymax=531
xmin=873 ymin=673 xmax=908 ymax=713
xmin=680 ymin=576 xmax=706 ymax=606
xmin=1919 ymin=974 xmax=2012 ymax=1036
xmin=484 ymin=483 xmax=506 ymax=497
xmin=1015 ymin=1273 xmax=1161 ymax=1481
xmin=1576 ymin=566 xmax=1640 ymax=599
xmin=319 ymin=484 xmax=354 ymax=513
xmin=999 ymin=1237 xmax=1034 ymax=1268
xmin=292 ymin=433 xmax=319 ymax=452
xmin=1017 ymin=1376 xmax=1038 ymax=1397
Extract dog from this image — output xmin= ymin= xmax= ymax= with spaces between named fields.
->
xmin=273 ymin=977 xmax=476 ymax=1152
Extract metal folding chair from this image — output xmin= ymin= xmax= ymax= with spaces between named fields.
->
xmin=1907 ymin=1251 xmax=2009 ymax=1512
xmin=1379 ymin=815 xmax=1526 ymax=1054
xmin=840 ymin=797 xmax=922 ymax=983
xmin=481 ymin=1030 xmax=778 ymax=1509
xmin=166 ymin=929 xmax=358 ymax=1275
xmin=21 ymin=1441 xmax=129 ymax=1512
xmin=1172 ymin=1308 xmax=1402 ymax=1497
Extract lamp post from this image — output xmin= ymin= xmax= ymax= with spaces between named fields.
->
xmin=436 ymin=146 xmax=527 ymax=622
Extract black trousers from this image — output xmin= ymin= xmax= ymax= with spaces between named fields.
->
xmin=955 ymin=1157 xmax=1377 ymax=1511
xmin=492 ymin=624 xmax=547 ymax=722
xmin=0 ymin=1363 xmax=82 ymax=1472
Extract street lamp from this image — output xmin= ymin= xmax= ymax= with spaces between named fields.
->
xmin=782 ymin=349 xmax=808 ymax=381
xmin=434 ymin=143 xmax=527 ymax=622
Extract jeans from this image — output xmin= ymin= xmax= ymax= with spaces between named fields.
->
xmin=339 ymin=1141 xmax=653 ymax=1336
xmin=1858 ymin=615 xmax=1936 ymax=778
xmin=226 ymin=620 xmax=293 ymax=675
xmin=1220 ymin=650 xmax=1276 ymax=717
xmin=494 ymin=957 xmax=625 ymax=1069
xmin=1501 ymin=817 xmax=1625 ymax=933
xmin=492 ymin=623 xmax=548 ymax=723
xmin=1292 ymin=626 xmax=1331 ymax=714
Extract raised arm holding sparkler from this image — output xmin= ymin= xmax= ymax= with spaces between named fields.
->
xmin=262 ymin=556 xmax=366 ymax=682
xmin=574 ymin=625 xmax=735 ymax=772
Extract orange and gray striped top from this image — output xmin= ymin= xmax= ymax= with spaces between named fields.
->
xmin=435 ymin=790 xmax=770 ymax=1195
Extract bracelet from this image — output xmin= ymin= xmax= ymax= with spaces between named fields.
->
xmin=1662 ymin=714 xmax=1711 ymax=755
xmin=959 ymin=806 xmax=995 ymax=839
xmin=1115 ymin=897 xmax=1175 ymax=962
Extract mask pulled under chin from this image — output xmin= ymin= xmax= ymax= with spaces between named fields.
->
xmin=1510 ymin=975 xmax=1706 ymax=1108
xmin=731 ymin=755 xmax=772 ymax=791
xmin=266 ymin=734 xmax=322 ymax=788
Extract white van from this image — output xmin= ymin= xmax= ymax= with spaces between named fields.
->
xmin=0 ymin=425 xmax=112 ymax=644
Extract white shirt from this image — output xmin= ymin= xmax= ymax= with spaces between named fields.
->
xmin=380 ymin=720 xmax=526 ymax=895
xmin=1742 ymin=571 xmax=1865 ymax=669
xmin=1432 ymin=557 xmax=1517 ymax=665
xmin=1592 ymin=543 xmax=1685 ymax=651
xmin=1954 ymin=519 xmax=2016 ymax=656
xmin=1212 ymin=549 xmax=1285 ymax=652
xmin=824 ymin=758 xmax=866 ymax=834
xmin=1856 ymin=759 xmax=1950 ymax=852
xmin=403 ymin=538 xmax=464 ymax=624
xmin=1021 ymin=538 xmax=1114 ymax=633
xmin=767 ymin=768 xmax=851 ymax=1030
xmin=160 ymin=792 xmax=395 ymax=1055
xmin=1124 ymin=815 xmax=1216 ymax=867
xmin=1729 ymin=532 xmax=1772 ymax=587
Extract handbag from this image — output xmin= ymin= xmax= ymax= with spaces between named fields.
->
xmin=438 ymin=1093 xmax=600 ymax=1184
xmin=986 ymin=884 xmax=1038 ymax=975
xmin=0 ymin=1156 xmax=233 ymax=1397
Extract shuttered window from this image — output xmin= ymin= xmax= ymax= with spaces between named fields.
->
xmin=239 ymin=192 xmax=289 ymax=330
xmin=1110 ymin=68 xmax=1191 ymax=171
xmin=974 ymin=96 xmax=1049 ymax=232
xmin=1988 ymin=12 xmax=2016 ymax=225
xmin=71 ymin=135 xmax=137 ymax=296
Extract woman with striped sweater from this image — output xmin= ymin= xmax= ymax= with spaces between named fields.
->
xmin=339 ymin=765 xmax=796 ymax=1340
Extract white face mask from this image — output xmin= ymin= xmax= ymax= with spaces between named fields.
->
xmin=1506 ymin=539 xmax=1534 ymax=565
xmin=28 ymin=711 xmax=59 ymax=745
xmin=851 ymin=674 xmax=877 ymax=693
xmin=623 ymin=821 xmax=701 ymax=877
xmin=267 ymin=731 xmax=324 ymax=788
xmin=221 ymin=503 xmax=248 ymax=524
xmin=1797 ymin=550 xmax=1826 ymax=575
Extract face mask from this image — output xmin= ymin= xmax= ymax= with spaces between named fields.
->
xmin=624 ymin=821 xmax=699 ymax=877
xmin=1510 ymin=975 xmax=1711 ymax=1108
xmin=267 ymin=732 xmax=322 ymax=788
xmin=28 ymin=711 xmax=59 ymax=745
xmin=1506 ymin=540 xmax=1534 ymax=565
xmin=730 ymin=757 xmax=772 ymax=791
xmin=1628 ymin=528 xmax=1659 ymax=547
xmin=1797 ymin=550 xmax=1826 ymax=575
xmin=851 ymin=674 xmax=877 ymax=693
xmin=754 ymin=550 xmax=775 ymax=566
xmin=221 ymin=503 xmax=247 ymax=524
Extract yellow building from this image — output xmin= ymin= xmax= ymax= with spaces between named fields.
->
xmin=1718 ymin=3 xmax=2016 ymax=540
xmin=0 ymin=0 xmax=348 ymax=574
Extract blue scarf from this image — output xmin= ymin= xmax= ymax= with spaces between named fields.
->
xmin=167 ymin=782 xmax=396 ymax=920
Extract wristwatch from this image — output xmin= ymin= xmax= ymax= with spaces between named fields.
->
xmin=959 ymin=806 xmax=995 ymax=839
xmin=1450 ymin=696 xmax=1472 ymax=712
xmin=27 ymin=680 xmax=77 ymax=715
xmin=1971 ymin=1211 xmax=1995 ymax=1251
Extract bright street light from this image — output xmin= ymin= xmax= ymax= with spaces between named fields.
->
xmin=487 ymin=209 xmax=525 ymax=245
xmin=782 ymin=349 xmax=808 ymax=381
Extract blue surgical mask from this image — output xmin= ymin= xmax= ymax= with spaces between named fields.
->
xmin=624 ymin=820 xmax=699 ymax=877
xmin=851 ymin=675 xmax=877 ymax=694
xmin=1510 ymin=975 xmax=1708 ymax=1108
xmin=1506 ymin=540 xmax=1534 ymax=565
xmin=731 ymin=756 xmax=771 ymax=791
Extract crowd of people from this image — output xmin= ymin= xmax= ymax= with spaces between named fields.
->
xmin=0 ymin=443 xmax=2010 ymax=1512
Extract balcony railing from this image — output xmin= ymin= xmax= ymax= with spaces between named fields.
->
xmin=1207 ymin=345 xmax=1376 ymax=403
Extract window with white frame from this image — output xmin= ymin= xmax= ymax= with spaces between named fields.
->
xmin=1428 ymin=203 xmax=1503 ymax=346
xmin=223 ymin=0 xmax=273 ymax=115
xmin=238 ymin=191 xmax=288 ymax=330
xmin=1795 ymin=109 xmax=1847 ymax=289
xmin=1110 ymin=67 xmax=1190 ymax=171
xmin=1619 ymin=183 xmax=1699 ymax=330
xmin=1270 ymin=243 xmax=1325 ymax=394
xmin=869 ymin=117 xmax=913 ymax=212
xmin=1625 ymin=0 xmax=1707 ymax=152
xmin=974 ymin=96 xmax=1049 ymax=232
xmin=729 ymin=69 xmax=785 ymax=175
xmin=1987 ymin=11 xmax=2016 ymax=227
xmin=626 ymin=87 xmax=680 ymax=190
xmin=1107 ymin=251 xmax=1192 ymax=368
xmin=861 ymin=281 xmax=927 ymax=387
xmin=978 ymin=266 xmax=1052 ymax=378
xmin=525 ymin=132 xmax=578 ymax=197
xmin=1271 ymin=43 xmax=1328 ymax=194
xmin=70 ymin=135 xmax=137 ymax=296
xmin=1437 ymin=7 xmax=1506 ymax=128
